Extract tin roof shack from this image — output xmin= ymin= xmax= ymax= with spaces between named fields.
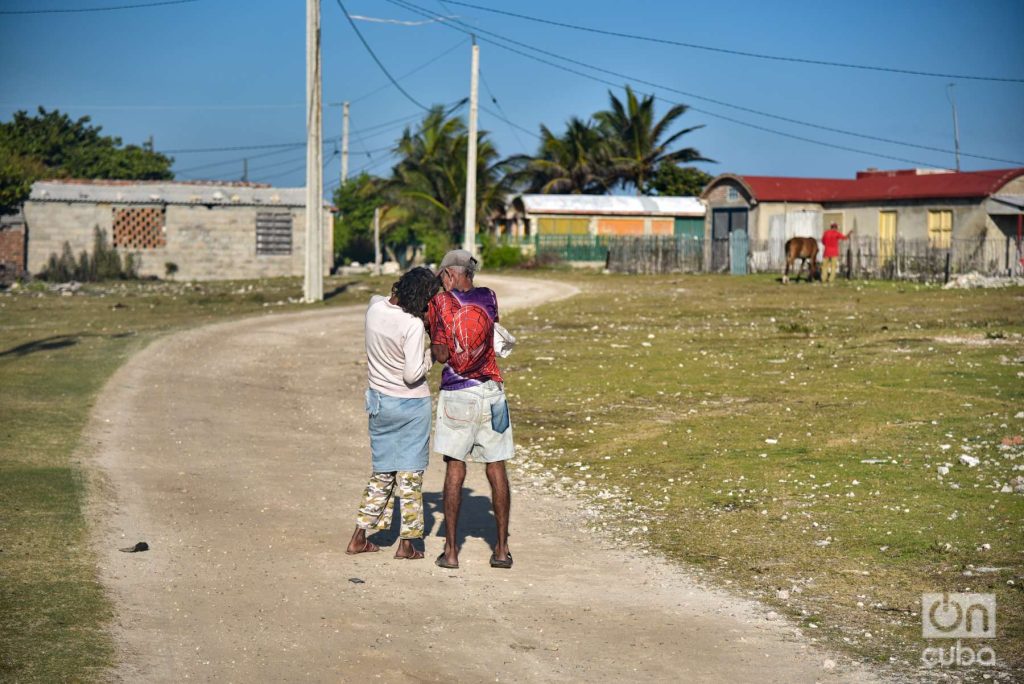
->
xmin=24 ymin=180 xmax=334 ymax=281
xmin=702 ymin=168 xmax=1024 ymax=275
xmin=515 ymin=194 xmax=706 ymax=239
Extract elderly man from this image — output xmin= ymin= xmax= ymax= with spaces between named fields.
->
xmin=427 ymin=249 xmax=513 ymax=570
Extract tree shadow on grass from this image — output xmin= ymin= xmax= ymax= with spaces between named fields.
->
xmin=323 ymin=282 xmax=352 ymax=302
xmin=0 ymin=331 xmax=135 ymax=358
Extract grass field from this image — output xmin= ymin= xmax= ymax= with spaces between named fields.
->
xmin=0 ymin=276 xmax=372 ymax=682
xmin=1 ymin=271 xmax=1021 ymax=681
xmin=501 ymin=273 xmax=1023 ymax=680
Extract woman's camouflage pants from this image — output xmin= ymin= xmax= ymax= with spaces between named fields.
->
xmin=355 ymin=470 xmax=424 ymax=539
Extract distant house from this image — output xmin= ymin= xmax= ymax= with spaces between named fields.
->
xmin=701 ymin=168 xmax=1024 ymax=274
xmin=24 ymin=179 xmax=333 ymax=281
xmin=509 ymin=194 xmax=706 ymax=240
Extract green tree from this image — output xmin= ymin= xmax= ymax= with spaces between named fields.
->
xmin=389 ymin=105 xmax=515 ymax=246
xmin=648 ymin=163 xmax=713 ymax=197
xmin=332 ymin=172 xmax=385 ymax=264
xmin=595 ymin=86 xmax=712 ymax=195
xmin=517 ymin=117 xmax=610 ymax=194
xmin=0 ymin=107 xmax=174 ymax=215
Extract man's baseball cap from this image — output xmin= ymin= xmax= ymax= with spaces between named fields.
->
xmin=439 ymin=249 xmax=478 ymax=271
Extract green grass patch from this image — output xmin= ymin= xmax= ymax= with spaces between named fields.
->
xmin=504 ymin=273 xmax=1024 ymax=678
xmin=0 ymin=275 xmax=375 ymax=681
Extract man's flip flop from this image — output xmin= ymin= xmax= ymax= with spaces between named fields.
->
xmin=489 ymin=551 xmax=513 ymax=569
xmin=435 ymin=553 xmax=459 ymax=569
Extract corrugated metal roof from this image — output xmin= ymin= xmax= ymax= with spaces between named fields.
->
xmin=520 ymin=194 xmax=705 ymax=216
xmin=706 ymin=168 xmax=1024 ymax=203
xmin=28 ymin=180 xmax=317 ymax=208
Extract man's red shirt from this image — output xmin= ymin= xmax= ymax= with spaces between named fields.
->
xmin=821 ymin=228 xmax=849 ymax=258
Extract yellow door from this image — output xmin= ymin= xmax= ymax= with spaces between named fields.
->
xmin=878 ymin=211 xmax=896 ymax=263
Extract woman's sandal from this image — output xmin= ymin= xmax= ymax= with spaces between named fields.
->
xmin=345 ymin=540 xmax=380 ymax=555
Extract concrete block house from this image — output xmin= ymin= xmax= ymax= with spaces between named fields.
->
xmin=24 ymin=180 xmax=333 ymax=281
xmin=701 ymin=168 xmax=1024 ymax=275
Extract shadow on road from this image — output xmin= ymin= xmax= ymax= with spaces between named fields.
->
xmin=368 ymin=487 xmax=498 ymax=552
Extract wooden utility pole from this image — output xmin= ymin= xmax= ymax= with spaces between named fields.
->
xmin=341 ymin=101 xmax=350 ymax=187
xmin=304 ymin=0 xmax=324 ymax=302
xmin=463 ymin=38 xmax=479 ymax=254
xmin=373 ymin=207 xmax=382 ymax=276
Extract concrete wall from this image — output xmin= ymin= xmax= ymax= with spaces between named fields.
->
xmin=24 ymin=201 xmax=332 ymax=281
xmin=816 ymin=199 xmax=988 ymax=241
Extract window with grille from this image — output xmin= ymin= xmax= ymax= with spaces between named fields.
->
xmin=927 ymin=210 xmax=953 ymax=249
xmin=113 ymin=206 xmax=166 ymax=249
xmin=256 ymin=212 xmax=293 ymax=255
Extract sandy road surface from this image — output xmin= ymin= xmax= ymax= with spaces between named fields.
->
xmin=84 ymin=275 xmax=883 ymax=683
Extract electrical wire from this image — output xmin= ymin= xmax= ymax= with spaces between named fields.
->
xmin=329 ymin=37 xmax=468 ymax=106
xmin=386 ymin=0 xmax=1023 ymax=166
xmin=479 ymin=69 xmax=533 ymax=148
xmin=334 ymin=0 xmax=429 ymax=111
xmin=174 ymin=144 xmax=308 ymax=174
xmin=0 ymin=0 xmax=198 ymax=15
xmin=440 ymin=0 xmax=1024 ymax=84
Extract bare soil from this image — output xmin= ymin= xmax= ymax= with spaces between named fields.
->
xmin=84 ymin=275 xmax=886 ymax=683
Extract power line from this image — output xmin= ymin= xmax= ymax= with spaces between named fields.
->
xmin=333 ymin=0 xmax=429 ymax=111
xmin=329 ymin=37 xmax=468 ymax=106
xmin=0 ymin=0 xmax=198 ymax=15
xmin=174 ymin=145 xmax=309 ymax=175
xmin=441 ymin=0 xmax=1024 ymax=84
xmin=479 ymin=69 xmax=533 ymax=149
xmin=163 ymin=141 xmax=309 ymax=154
xmin=387 ymin=0 xmax=1023 ymax=166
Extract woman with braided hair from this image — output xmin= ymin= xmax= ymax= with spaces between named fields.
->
xmin=346 ymin=267 xmax=440 ymax=560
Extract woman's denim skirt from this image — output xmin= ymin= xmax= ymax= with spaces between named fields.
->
xmin=365 ymin=388 xmax=431 ymax=472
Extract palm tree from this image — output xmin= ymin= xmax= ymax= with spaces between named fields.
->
xmin=516 ymin=117 xmax=610 ymax=194
xmin=595 ymin=85 xmax=711 ymax=195
xmin=389 ymin=105 xmax=515 ymax=243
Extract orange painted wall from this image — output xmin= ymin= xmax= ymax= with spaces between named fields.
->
xmin=597 ymin=218 xmax=644 ymax=235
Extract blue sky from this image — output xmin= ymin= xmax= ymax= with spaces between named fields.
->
xmin=2 ymin=0 xmax=1023 ymax=194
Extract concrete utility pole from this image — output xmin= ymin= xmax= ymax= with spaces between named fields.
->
xmin=946 ymin=83 xmax=961 ymax=172
xmin=304 ymin=0 xmax=324 ymax=302
xmin=463 ymin=38 xmax=480 ymax=254
xmin=242 ymin=158 xmax=248 ymax=183
xmin=373 ymin=206 xmax=382 ymax=276
xmin=341 ymin=101 xmax=350 ymax=187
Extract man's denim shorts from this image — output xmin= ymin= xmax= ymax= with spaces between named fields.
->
xmin=433 ymin=381 xmax=514 ymax=463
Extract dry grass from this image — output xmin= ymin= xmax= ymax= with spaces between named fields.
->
xmin=503 ymin=272 xmax=1023 ymax=681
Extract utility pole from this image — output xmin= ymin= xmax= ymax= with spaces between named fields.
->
xmin=463 ymin=38 xmax=480 ymax=255
xmin=373 ymin=206 xmax=382 ymax=276
xmin=304 ymin=0 xmax=324 ymax=302
xmin=341 ymin=101 xmax=350 ymax=187
xmin=946 ymin=83 xmax=961 ymax=172
xmin=242 ymin=158 xmax=248 ymax=183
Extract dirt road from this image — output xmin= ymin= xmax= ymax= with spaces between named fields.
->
xmin=84 ymin=275 xmax=882 ymax=683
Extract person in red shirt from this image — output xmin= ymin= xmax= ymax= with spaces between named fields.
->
xmin=821 ymin=222 xmax=851 ymax=284
xmin=427 ymin=249 xmax=514 ymax=571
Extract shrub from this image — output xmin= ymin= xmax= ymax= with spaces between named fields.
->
xmin=40 ymin=226 xmax=141 ymax=282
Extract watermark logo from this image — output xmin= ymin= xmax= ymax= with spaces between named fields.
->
xmin=922 ymin=593 xmax=996 ymax=639
xmin=921 ymin=593 xmax=996 ymax=669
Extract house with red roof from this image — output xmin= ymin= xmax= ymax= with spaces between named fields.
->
xmin=700 ymin=168 xmax=1024 ymax=275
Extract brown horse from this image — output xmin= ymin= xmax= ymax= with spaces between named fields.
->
xmin=783 ymin=237 xmax=819 ymax=283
